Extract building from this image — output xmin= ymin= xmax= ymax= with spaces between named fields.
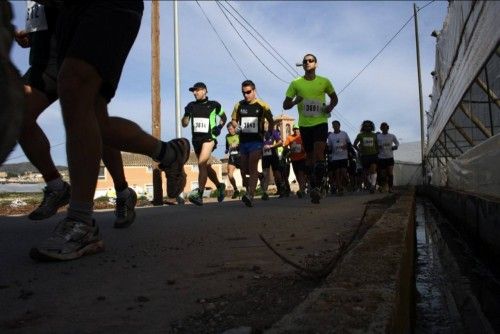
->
xmin=95 ymin=152 xmax=222 ymax=199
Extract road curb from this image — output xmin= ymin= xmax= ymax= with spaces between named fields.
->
xmin=267 ymin=189 xmax=416 ymax=333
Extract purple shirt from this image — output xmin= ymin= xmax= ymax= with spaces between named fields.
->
xmin=263 ymin=130 xmax=281 ymax=146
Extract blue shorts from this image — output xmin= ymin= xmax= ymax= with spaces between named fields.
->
xmin=239 ymin=141 xmax=263 ymax=155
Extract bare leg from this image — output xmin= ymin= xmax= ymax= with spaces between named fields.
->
xmin=58 ymin=58 xmax=102 ymax=209
xmin=197 ymin=141 xmax=216 ymax=190
xmin=247 ymin=149 xmax=262 ymax=198
xmin=262 ymin=167 xmax=270 ymax=192
xmin=227 ymin=164 xmax=238 ymax=190
xmin=18 ymin=85 xmax=59 ymax=182
xmin=102 ymin=145 xmax=127 ymax=191
xmin=387 ymin=165 xmax=394 ymax=191
xmin=207 ymin=164 xmax=220 ymax=186
xmin=240 ymin=153 xmax=249 ymax=191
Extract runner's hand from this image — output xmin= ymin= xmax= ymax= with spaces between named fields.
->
xmin=212 ymin=124 xmax=223 ymax=136
xmin=14 ymin=30 xmax=30 ymax=48
xmin=324 ymin=104 xmax=334 ymax=113
xmin=293 ymin=96 xmax=303 ymax=105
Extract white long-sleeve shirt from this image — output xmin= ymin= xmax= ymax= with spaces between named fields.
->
xmin=377 ymin=133 xmax=399 ymax=159
xmin=327 ymin=131 xmax=351 ymax=161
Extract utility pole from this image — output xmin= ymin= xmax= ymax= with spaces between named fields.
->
xmin=414 ymin=3 xmax=426 ymax=183
xmin=151 ymin=0 xmax=163 ymax=205
xmin=173 ymin=0 xmax=181 ymax=138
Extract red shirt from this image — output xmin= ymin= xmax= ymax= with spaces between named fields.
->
xmin=283 ymin=134 xmax=306 ymax=161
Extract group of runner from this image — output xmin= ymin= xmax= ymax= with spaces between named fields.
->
xmin=10 ymin=0 xmax=396 ymax=261
xmin=182 ymin=53 xmax=340 ymax=207
xmin=182 ymin=53 xmax=399 ymax=207
xmin=328 ymin=120 xmax=400 ymax=196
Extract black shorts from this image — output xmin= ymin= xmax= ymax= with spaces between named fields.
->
xmin=378 ymin=158 xmax=395 ymax=169
xmin=193 ymin=138 xmax=217 ymax=155
xmin=22 ymin=64 xmax=58 ymax=103
xmin=291 ymin=159 xmax=306 ymax=175
xmin=262 ymin=152 xmax=280 ymax=171
xmin=228 ymin=153 xmax=241 ymax=169
xmin=329 ymin=159 xmax=348 ymax=171
xmin=299 ymin=123 xmax=328 ymax=153
xmin=57 ymin=1 xmax=143 ymax=102
xmin=361 ymin=154 xmax=378 ymax=169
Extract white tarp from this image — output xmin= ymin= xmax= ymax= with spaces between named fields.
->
xmin=394 ymin=162 xmax=423 ymax=186
xmin=426 ymin=1 xmax=500 ymax=153
xmin=447 ymin=134 xmax=500 ymax=198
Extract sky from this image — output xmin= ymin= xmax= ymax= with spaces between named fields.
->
xmin=6 ymin=0 xmax=448 ymax=166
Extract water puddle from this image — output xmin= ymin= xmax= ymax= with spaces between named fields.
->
xmin=414 ymin=198 xmax=457 ymax=333
xmin=414 ymin=197 xmax=500 ymax=333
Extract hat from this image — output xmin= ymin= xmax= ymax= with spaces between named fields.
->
xmin=188 ymin=82 xmax=207 ymax=92
xmin=293 ymin=124 xmax=299 ymax=129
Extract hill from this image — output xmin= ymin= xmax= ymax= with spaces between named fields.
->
xmin=0 ymin=162 xmax=68 ymax=175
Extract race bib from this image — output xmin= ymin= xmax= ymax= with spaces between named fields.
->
xmin=302 ymin=99 xmax=323 ymax=117
xmin=241 ymin=116 xmax=258 ymax=133
xmin=263 ymin=148 xmax=272 ymax=156
xmin=335 ymin=142 xmax=346 ymax=153
xmin=193 ymin=117 xmax=209 ymax=133
xmin=362 ymin=137 xmax=374 ymax=147
xmin=26 ymin=1 xmax=48 ymax=33
xmin=291 ymin=142 xmax=302 ymax=153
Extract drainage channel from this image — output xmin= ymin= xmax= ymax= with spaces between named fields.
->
xmin=414 ymin=197 xmax=500 ymax=333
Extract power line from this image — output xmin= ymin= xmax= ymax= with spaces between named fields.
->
xmin=215 ymin=1 xmax=290 ymax=84
xmin=337 ymin=0 xmax=436 ymax=95
xmin=218 ymin=1 xmax=296 ymax=79
xmin=195 ymin=1 xmax=247 ymax=79
xmin=222 ymin=1 xmax=299 ymax=77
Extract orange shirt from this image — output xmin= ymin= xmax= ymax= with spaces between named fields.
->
xmin=283 ymin=134 xmax=306 ymax=161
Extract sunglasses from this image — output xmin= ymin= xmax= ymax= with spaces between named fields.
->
xmin=302 ymin=59 xmax=315 ymax=64
xmin=242 ymin=90 xmax=253 ymax=95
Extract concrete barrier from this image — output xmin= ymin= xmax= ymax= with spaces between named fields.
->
xmin=422 ymin=186 xmax=500 ymax=268
xmin=267 ymin=190 xmax=416 ymax=333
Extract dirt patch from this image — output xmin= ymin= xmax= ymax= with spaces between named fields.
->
xmin=0 ymin=192 xmax=155 ymax=217
xmin=171 ymin=194 xmax=399 ymax=333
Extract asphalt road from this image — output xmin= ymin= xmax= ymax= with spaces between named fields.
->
xmin=0 ymin=192 xmax=385 ymax=333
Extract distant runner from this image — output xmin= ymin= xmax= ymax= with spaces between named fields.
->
xmin=326 ymin=120 xmax=351 ymax=196
xmin=232 ymin=80 xmax=273 ymax=207
xmin=182 ymin=82 xmax=226 ymax=206
xmin=353 ymin=120 xmax=378 ymax=193
xmin=225 ymin=122 xmax=241 ymax=199
xmin=261 ymin=121 xmax=285 ymax=200
xmin=377 ymin=122 xmax=399 ymax=193
xmin=283 ymin=53 xmax=338 ymax=204
xmin=282 ymin=124 xmax=307 ymax=198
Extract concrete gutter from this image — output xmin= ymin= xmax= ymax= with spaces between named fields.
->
xmin=421 ymin=185 xmax=500 ymax=268
xmin=267 ymin=190 xmax=416 ymax=333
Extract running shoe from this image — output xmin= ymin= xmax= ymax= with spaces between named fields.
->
xmin=30 ymin=218 xmax=104 ymax=261
xmin=217 ymin=183 xmax=226 ymax=203
xmin=176 ymin=195 xmax=185 ymax=205
xmin=310 ymin=187 xmax=321 ymax=204
xmin=261 ymin=192 xmax=269 ymax=201
xmin=113 ymin=188 xmax=137 ymax=228
xmin=231 ymin=189 xmax=240 ymax=199
xmin=29 ymin=182 xmax=71 ymax=220
xmin=188 ymin=189 xmax=203 ymax=206
xmin=159 ymin=138 xmax=190 ymax=198
xmin=242 ymin=194 xmax=253 ymax=207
